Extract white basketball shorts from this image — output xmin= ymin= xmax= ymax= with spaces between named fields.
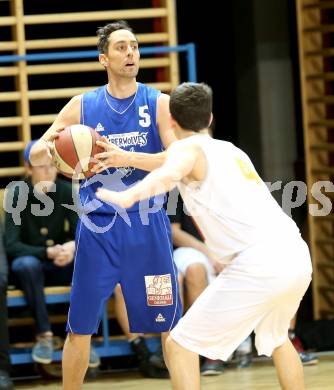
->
xmin=171 ymin=237 xmax=312 ymax=360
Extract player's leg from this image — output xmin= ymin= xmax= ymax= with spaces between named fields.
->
xmin=168 ymin=239 xmax=312 ymax=389
xmin=114 ymin=284 xmax=140 ymax=341
xmin=114 ymin=284 xmax=168 ymax=378
xmin=166 ymin=336 xmax=200 ymax=390
xmin=253 ymin=238 xmax=312 ymax=389
xmin=173 ymin=248 xmax=224 ymax=375
xmin=272 ymin=338 xmax=305 ymax=390
xmin=62 ymin=216 xmax=121 ymax=389
xmin=255 ymin=287 xmax=308 ymax=390
xmin=159 ymin=273 xmax=184 ymax=375
xmin=120 ymin=209 xmax=182 ymax=379
xmin=120 ymin=209 xmax=182 ymax=332
xmin=167 ymin=269 xmax=260 ymax=390
xmin=62 ymin=333 xmax=91 ymax=390
xmin=160 ymin=331 xmax=170 ymax=370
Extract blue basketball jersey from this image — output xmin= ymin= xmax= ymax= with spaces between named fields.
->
xmin=80 ymin=83 xmax=165 ymax=214
xmin=67 ymin=83 xmax=182 ymax=335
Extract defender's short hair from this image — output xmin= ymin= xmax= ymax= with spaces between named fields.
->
xmin=170 ymin=82 xmax=213 ymax=131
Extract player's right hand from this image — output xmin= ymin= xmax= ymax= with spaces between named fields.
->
xmin=42 ymin=128 xmax=65 ymax=158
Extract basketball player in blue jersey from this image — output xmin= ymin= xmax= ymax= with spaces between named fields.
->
xmin=30 ymin=20 xmax=181 ymax=389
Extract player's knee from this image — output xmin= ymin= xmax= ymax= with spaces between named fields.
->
xmin=67 ymin=333 xmax=91 ymax=346
xmin=185 ymin=263 xmax=207 ymax=285
xmin=166 ymin=334 xmax=185 ymax=359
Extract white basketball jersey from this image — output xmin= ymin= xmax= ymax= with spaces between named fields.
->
xmin=177 ymin=134 xmax=300 ymax=262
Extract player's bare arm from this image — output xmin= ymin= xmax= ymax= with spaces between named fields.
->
xmin=172 ymin=222 xmax=214 ymax=260
xmin=96 ymin=143 xmax=206 ymax=208
xmin=157 ymin=93 xmax=177 ymax=148
xmin=92 ymin=93 xmax=176 ymax=173
xmin=29 ymin=95 xmax=81 ymax=166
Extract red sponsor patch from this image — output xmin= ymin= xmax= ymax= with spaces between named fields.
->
xmin=145 ymin=274 xmax=173 ymax=306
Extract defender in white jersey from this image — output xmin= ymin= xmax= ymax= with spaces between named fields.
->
xmin=97 ymin=82 xmax=312 ymax=390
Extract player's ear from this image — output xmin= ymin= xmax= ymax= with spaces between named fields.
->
xmin=208 ymin=113 xmax=215 ymax=136
xmin=99 ymin=54 xmax=108 ymax=67
xmin=208 ymin=113 xmax=213 ymax=128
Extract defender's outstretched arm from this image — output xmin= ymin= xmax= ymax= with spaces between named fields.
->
xmin=96 ymin=143 xmax=198 ymax=208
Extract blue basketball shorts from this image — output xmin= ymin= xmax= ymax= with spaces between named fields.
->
xmin=66 ymin=209 xmax=182 ymax=334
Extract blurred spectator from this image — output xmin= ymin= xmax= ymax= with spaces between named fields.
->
xmin=112 ymin=285 xmax=169 ymax=378
xmin=0 ymin=224 xmax=14 ymax=389
xmin=3 ymin=141 xmax=101 ymax=367
xmin=289 ymin=314 xmax=318 ymax=365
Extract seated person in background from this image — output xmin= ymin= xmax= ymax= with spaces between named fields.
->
xmin=168 ymin=189 xmax=253 ymax=375
xmin=0 ymin=224 xmax=14 ymax=390
xmin=112 ymin=285 xmax=169 ymax=378
xmin=287 ymin=198 xmax=318 ymax=366
xmin=4 ymin=141 xmax=99 ymax=368
xmin=289 ymin=313 xmax=318 ymax=365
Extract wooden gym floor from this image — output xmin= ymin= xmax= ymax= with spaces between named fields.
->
xmin=14 ymin=354 xmax=334 ymax=389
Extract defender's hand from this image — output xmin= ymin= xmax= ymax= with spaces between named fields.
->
xmin=91 ymin=138 xmax=130 ymax=173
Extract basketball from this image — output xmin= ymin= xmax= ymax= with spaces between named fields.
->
xmin=53 ymin=124 xmax=103 ymax=179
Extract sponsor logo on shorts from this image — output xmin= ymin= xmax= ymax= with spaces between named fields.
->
xmin=145 ymin=274 xmax=173 ymax=306
xmin=95 ymin=122 xmax=105 ymax=132
xmin=155 ymin=313 xmax=166 ymax=323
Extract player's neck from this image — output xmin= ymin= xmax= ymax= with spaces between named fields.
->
xmin=106 ymin=79 xmax=137 ymax=99
xmin=175 ymin=129 xmax=200 ymax=140
xmin=180 ymin=131 xmax=196 ymax=139
xmin=175 ymin=126 xmax=209 ymax=140
xmin=180 ymin=128 xmax=209 ymax=139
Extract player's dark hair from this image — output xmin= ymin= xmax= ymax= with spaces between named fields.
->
xmin=97 ymin=20 xmax=134 ymax=54
xmin=170 ymin=82 xmax=212 ymax=132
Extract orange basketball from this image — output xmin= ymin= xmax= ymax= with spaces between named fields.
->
xmin=53 ymin=124 xmax=103 ymax=179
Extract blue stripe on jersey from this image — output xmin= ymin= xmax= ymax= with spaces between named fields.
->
xmin=79 ymin=83 xmax=165 ymax=214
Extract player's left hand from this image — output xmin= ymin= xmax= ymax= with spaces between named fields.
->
xmin=96 ymin=187 xmax=135 ymax=209
xmin=42 ymin=127 xmax=65 ymax=160
xmin=91 ymin=137 xmax=130 ymax=173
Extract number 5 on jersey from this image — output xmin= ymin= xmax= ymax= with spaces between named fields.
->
xmin=139 ymin=105 xmax=151 ymax=127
